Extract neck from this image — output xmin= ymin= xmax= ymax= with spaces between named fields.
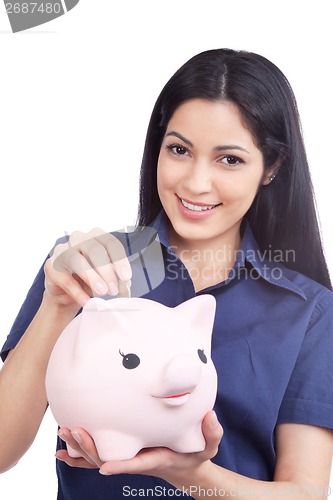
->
xmin=168 ymin=223 xmax=242 ymax=291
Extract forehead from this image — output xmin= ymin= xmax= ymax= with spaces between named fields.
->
xmin=166 ymin=99 xmax=258 ymax=149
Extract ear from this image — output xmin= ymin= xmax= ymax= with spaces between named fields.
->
xmin=261 ymin=154 xmax=285 ymax=186
xmin=176 ymin=295 xmax=216 ymax=337
xmin=262 ymin=168 xmax=279 ymax=186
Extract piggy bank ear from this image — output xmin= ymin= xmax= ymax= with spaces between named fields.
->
xmin=73 ymin=298 xmax=130 ymax=359
xmin=77 ymin=298 xmax=125 ymax=342
xmin=78 ymin=297 xmax=142 ymax=335
xmin=177 ymin=295 xmax=216 ymax=336
xmin=83 ymin=297 xmax=112 ymax=312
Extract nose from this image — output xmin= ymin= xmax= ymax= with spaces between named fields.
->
xmin=161 ymin=353 xmax=202 ymax=396
xmin=182 ymin=160 xmax=212 ymax=195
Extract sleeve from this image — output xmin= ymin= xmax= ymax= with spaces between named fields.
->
xmin=277 ymin=290 xmax=333 ymax=429
xmin=0 ymin=235 xmax=71 ymax=361
xmin=0 ymin=261 xmax=47 ymax=362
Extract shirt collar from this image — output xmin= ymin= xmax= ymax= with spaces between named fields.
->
xmin=150 ymin=210 xmax=171 ymax=248
xmin=150 ymin=211 xmax=306 ymax=300
xmin=240 ymin=223 xmax=306 ymax=300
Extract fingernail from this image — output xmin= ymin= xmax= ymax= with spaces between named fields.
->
xmin=72 ymin=431 xmax=82 ymax=445
xmin=108 ymin=282 xmax=119 ymax=296
xmin=125 ymin=281 xmax=131 ymax=298
xmin=120 ymin=267 xmax=132 ymax=282
xmin=94 ymin=282 xmax=108 ymax=295
xmin=58 ymin=430 xmax=65 ymax=441
xmin=210 ymin=411 xmax=219 ymax=429
xmin=99 ymin=469 xmax=111 ymax=476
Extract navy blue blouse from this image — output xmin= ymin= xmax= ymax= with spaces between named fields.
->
xmin=2 ymin=212 xmax=333 ymax=499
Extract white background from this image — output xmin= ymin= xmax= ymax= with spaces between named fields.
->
xmin=0 ymin=1 xmax=332 ymax=497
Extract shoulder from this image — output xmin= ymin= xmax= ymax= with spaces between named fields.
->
xmin=278 ymin=264 xmax=333 ymax=308
xmin=264 ymin=264 xmax=333 ymax=344
xmin=242 ymin=223 xmax=332 ymax=309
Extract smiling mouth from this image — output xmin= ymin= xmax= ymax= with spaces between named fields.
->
xmin=165 ymin=392 xmax=190 ymax=399
xmin=180 ymin=198 xmax=222 ymax=212
xmin=153 ymin=391 xmax=191 ymax=406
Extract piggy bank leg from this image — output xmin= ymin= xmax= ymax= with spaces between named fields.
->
xmin=93 ymin=430 xmax=144 ymax=462
xmin=171 ymin=426 xmax=206 ymax=453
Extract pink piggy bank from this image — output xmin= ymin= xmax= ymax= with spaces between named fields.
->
xmin=45 ymin=295 xmax=217 ymax=461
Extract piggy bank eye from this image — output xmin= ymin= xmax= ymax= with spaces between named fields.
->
xmin=119 ymin=350 xmax=140 ymax=369
xmin=197 ymin=349 xmax=207 ymax=364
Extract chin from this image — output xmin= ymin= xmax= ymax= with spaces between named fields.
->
xmin=171 ymin=223 xmax=213 ymax=243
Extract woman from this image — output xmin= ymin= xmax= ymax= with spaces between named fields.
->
xmin=1 ymin=49 xmax=332 ymax=499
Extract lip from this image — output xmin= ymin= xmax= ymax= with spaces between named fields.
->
xmin=163 ymin=392 xmax=191 ymax=406
xmin=153 ymin=391 xmax=191 ymax=406
xmin=165 ymin=392 xmax=190 ymax=399
xmin=176 ymin=195 xmax=222 ymax=220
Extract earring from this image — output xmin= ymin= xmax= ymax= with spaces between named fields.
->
xmin=269 ymin=174 xmax=276 ymax=182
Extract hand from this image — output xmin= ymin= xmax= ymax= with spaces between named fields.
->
xmin=44 ymin=228 xmax=132 ymax=308
xmin=56 ymin=410 xmax=223 ymax=483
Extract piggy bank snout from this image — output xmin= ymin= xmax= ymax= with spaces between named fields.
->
xmin=160 ymin=353 xmax=203 ymax=396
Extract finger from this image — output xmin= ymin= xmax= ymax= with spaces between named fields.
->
xmin=201 ymin=411 xmax=224 ymax=459
xmin=70 ymin=229 xmax=132 ymax=284
xmin=55 ymin=449 xmax=97 ymax=469
xmin=58 ymin=428 xmax=102 ymax=467
xmin=51 ymin=242 xmax=110 ymax=297
xmin=57 ymin=428 xmax=95 ymax=465
xmin=59 ymin=230 xmax=132 ymax=295
xmin=44 ymin=260 xmax=90 ymax=307
xmin=71 ymin=428 xmax=104 ymax=468
xmin=95 ymin=233 xmax=132 ymax=282
xmin=62 ymin=251 xmax=109 ymax=297
xmin=77 ymin=234 xmax=132 ymax=295
xmin=99 ymin=447 xmax=171 ymax=476
xmin=118 ymin=280 xmax=131 ymax=298
xmin=73 ymin=239 xmax=120 ymax=295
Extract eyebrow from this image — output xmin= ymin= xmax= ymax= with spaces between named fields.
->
xmin=165 ymin=131 xmax=193 ymax=147
xmin=215 ymin=145 xmax=250 ymax=154
xmin=165 ymin=131 xmax=250 ymax=154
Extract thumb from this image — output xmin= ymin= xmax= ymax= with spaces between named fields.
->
xmin=201 ymin=410 xmax=223 ymax=458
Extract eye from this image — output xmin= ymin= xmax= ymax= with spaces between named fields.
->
xmin=166 ymin=144 xmax=190 ymax=156
xmin=119 ymin=350 xmax=140 ymax=369
xmin=197 ymin=349 xmax=207 ymax=364
xmin=219 ymin=155 xmax=244 ymax=167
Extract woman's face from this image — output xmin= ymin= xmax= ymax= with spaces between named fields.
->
xmin=157 ymin=98 xmax=272 ymax=250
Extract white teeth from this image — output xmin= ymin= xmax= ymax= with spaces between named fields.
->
xmin=181 ymin=199 xmax=218 ymax=212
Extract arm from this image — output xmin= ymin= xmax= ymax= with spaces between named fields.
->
xmin=158 ymin=422 xmax=333 ymax=500
xmin=184 ymin=422 xmax=333 ymax=500
xmin=273 ymin=424 xmax=333 ymax=498
xmin=0 ymin=229 xmax=132 ymax=473
xmin=57 ymin=417 xmax=333 ymax=500
xmin=0 ymin=297 xmax=80 ymax=473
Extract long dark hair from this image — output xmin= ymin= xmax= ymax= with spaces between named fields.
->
xmin=137 ymin=48 xmax=331 ymax=289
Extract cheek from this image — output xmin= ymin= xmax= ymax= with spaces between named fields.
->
xmin=216 ymin=175 xmax=262 ymax=204
xmin=156 ymin=161 xmax=170 ymax=203
xmin=157 ymin=159 xmax=179 ymax=192
xmin=156 ymin=160 xmax=165 ymax=192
